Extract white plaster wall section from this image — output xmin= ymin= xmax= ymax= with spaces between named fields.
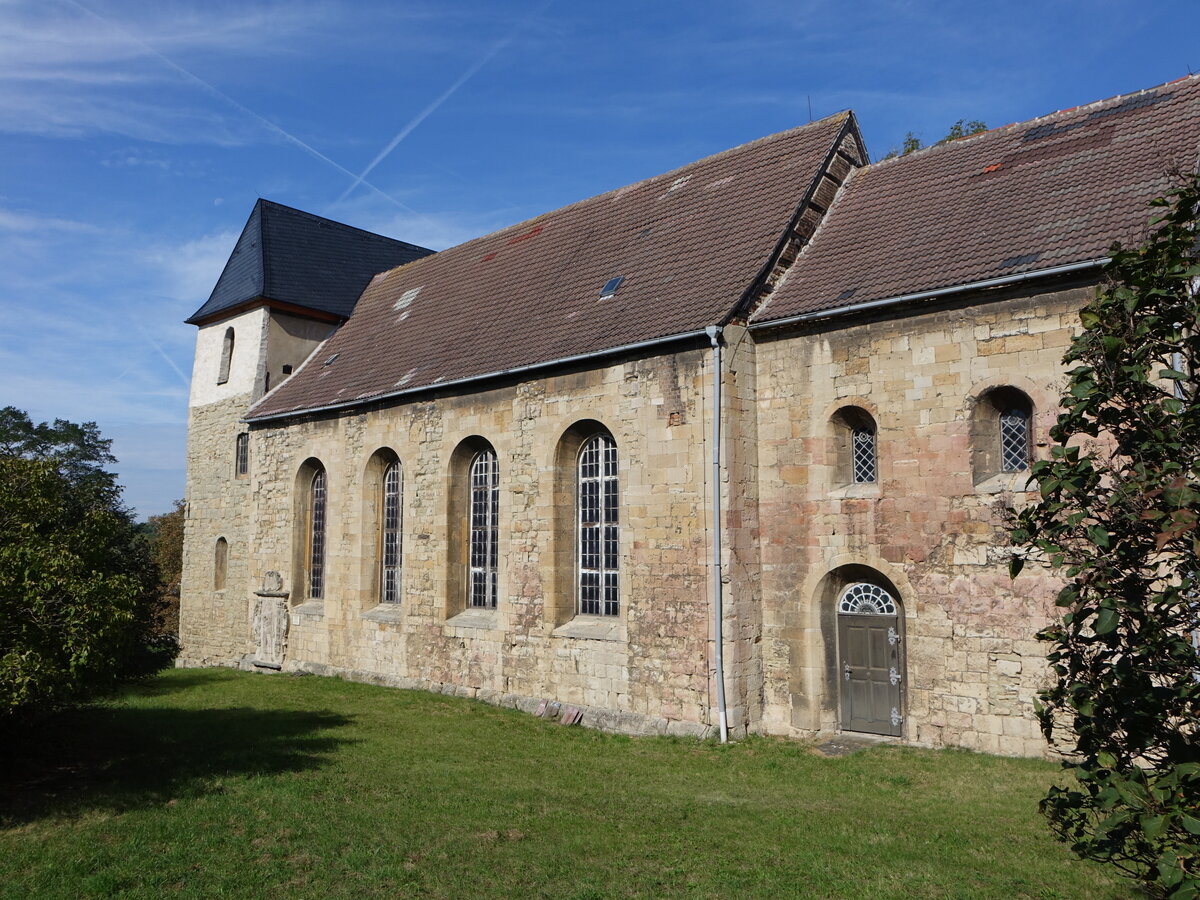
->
xmin=189 ymin=307 xmax=269 ymax=408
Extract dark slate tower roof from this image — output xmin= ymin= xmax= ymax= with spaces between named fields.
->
xmin=185 ymin=199 xmax=434 ymax=325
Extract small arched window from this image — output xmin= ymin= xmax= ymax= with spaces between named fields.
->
xmin=469 ymin=449 xmax=499 ymax=609
xmin=217 ymin=327 xmax=235 ymax=385
xmin=999 ymin=408 xmax=1030 ymax=472
xmin=235 ymin=433 xmax=249 ymax=477
xmin=309 ymin=468 xmax=327 ymax=599
xmin=381 ymin=459 xmax=402 ymax=604
xmin=831 ymin=406 xmax=878 ymax=486
xmin=214 ymin=537 xmax=228 ymax=591
xmin=972 ymin=386 xmax=1033 ymax=482
xmin=579 ymin=433 xmax=619 ymax=616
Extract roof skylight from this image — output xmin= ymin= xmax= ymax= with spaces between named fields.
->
xmin=599 ymin=276 xmax=625 ymax=299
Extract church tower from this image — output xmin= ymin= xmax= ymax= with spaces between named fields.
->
xmin=178 ymin=199 xmax=432 ymax=665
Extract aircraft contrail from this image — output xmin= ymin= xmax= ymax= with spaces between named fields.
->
xmin=59 ymin=0 xmax=422 ymax=217
xmin=335 ymin=0 xmax=555 ymax=206
xmin=136 ymin=323 xmax=192 ymax=388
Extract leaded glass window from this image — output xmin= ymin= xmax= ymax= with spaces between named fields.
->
xmin=381 ymin=460 xmax=402 ymax=604
xmin=235 ymin=433 xmax=249 ymax=477
xmin=469 ymin=449 xmax=499 ymax=609
xmin=999 ymin=408 xmax=1029 ymax=472
xmin=838 ymin=582 xmax=897 ymax=616
xmin=309 ymin=468 xmax=326 ymax=599
xmin=851 ymin=426 xmax=877 ymax=483
xmin=579 ymin=433 xmax=619 ymax=616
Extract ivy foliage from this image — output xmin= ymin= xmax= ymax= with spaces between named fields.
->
xmin=1011 ymin=175 xmax=1200 ymax=897
xmin=0 ymin=409 xmax=175 ymax=721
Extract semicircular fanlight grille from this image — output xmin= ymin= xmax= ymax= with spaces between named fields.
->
xmin=838 ymin=582 xmax=897 ymax=616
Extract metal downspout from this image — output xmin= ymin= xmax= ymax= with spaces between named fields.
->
xmin=706 ymin=325 xmax=729 ymax=743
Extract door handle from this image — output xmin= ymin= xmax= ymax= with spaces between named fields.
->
xmin=843 ymin=662 xmax=851 ymax=681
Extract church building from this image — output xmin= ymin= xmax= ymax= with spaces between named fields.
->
xmin=179 ymin=76 xmax=1200 ymax=756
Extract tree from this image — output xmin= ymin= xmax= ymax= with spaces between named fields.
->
xmin=882 ymin=119 xmax=988 ymax=159
xmin=144 ymin=499 xmax=185 ymax=638
xmin=1010 ymin=174 xmax=1200 ymax=897
xmin=0 ymin=410 xmax=174 ymax=721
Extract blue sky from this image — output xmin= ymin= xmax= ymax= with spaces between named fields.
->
xmin=1 ymin=0 xmax=1196 ymax=518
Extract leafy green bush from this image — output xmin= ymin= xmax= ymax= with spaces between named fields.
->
xmin=0 ymin=410 xmax=175 ymax=720
xmin=1011 ymin=175 xmax=1200 ymax=897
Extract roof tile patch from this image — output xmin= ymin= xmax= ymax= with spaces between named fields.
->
xmin=250 ymin=114 xmax=854 ymax=420
xmin=753 ymin=75 xmax=1200 ymax=324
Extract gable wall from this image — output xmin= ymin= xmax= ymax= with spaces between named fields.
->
xmin=753 ymin=282 xmax=1091 ymax=756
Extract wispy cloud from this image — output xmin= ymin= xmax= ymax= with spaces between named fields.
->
xmin=335 ymin=0 xmax=556 ymax=206
xmin=0 ymin=207 xmax=103 ymax=233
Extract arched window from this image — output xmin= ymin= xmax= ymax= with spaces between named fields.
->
xmin=971 ymin=386 xmax=1033 ymax=482
xmin=214 ymin=537 xmax=228 ymax=590
xmin=999 ymin=408 xmax=1030 ymax=472
xmin=838 ymin=582 xmax=897 ymax=615
xmin=309 ymin=467 xmax=327 ymax=599
xmin=381 ymin=459 xmax=402 ymax=604
xmin=469 ymin=449 xmax=499 ymax=609
xmin=831 ymin=406 xmax=878 ymax=486
xmin=235 ymin=433 xmax=249 ymax=477
xmin=217 ymin=327 xmax=234 ymax=385
xmin=851 ymin=425 xmax=877 ymax=483
xmin=579 ymin=433 xmax=619 ymax=616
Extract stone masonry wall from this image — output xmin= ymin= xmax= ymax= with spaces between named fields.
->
xmin=230 ymin=345 xmax=733 ymax=737
xmin=753 ymin=282 xmax=1090 ymax=756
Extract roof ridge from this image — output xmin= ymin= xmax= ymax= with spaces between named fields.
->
xmin=366 ymin=112 xmax=853 ymax=285
xmin=869 ymin=73 xmax=1200 ymax=170
xmin=257 ymin=197 xmax=430 ymax=251
xmin=257 ymin=198 xmax=272 ymax=296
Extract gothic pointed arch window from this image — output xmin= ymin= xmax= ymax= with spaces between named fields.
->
xmin=578 ymin=432 xmax=619 ymax=616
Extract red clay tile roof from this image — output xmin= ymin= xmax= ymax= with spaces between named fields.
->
xmin=249 ymin=113 xmax=854 ymax=420
xmin=753 ymin=75 xmax=1200 ymax=325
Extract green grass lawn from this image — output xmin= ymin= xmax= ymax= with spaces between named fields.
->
xmin=0 ymin=669 xmax=1128 ymax=899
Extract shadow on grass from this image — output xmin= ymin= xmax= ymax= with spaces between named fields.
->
xmin=0 ymin=695 xmax=353 ymax=826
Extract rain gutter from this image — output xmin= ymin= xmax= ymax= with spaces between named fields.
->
xmin=748 ymin=258 xmax=1107 ymax=332
xmin=245 ymin=328 xmax=711 ymax=424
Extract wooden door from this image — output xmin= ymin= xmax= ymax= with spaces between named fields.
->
xmin=838 ymin=611 xmax=902 ymax=736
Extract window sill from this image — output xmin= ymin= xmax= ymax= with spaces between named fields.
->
xmin=446 ymin=607 xmax=499 ymax=630
xmin=291 ymin=600 xmax=325 ymax=621
xmin=974 ymin=471 xmax=1036 ymax=494
xmin=362 ymin=604 xmax=405 ymax=624
xmin=829 ymin=482 xmax=881 ymax=500
xmin=553 ymin=616 xmax=627 ymax=643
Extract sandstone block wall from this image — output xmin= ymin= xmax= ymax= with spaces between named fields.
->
xmin=210 ymin=344 xmax=736 ymax=737
xmin=753 ymin=281 xmax=1089 ymax=756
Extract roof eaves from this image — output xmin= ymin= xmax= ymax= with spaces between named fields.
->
xmin=245 ymin=327 xmax=712 ymax=424
xmin=749 ymin=257 xmax=1107 ymax=332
